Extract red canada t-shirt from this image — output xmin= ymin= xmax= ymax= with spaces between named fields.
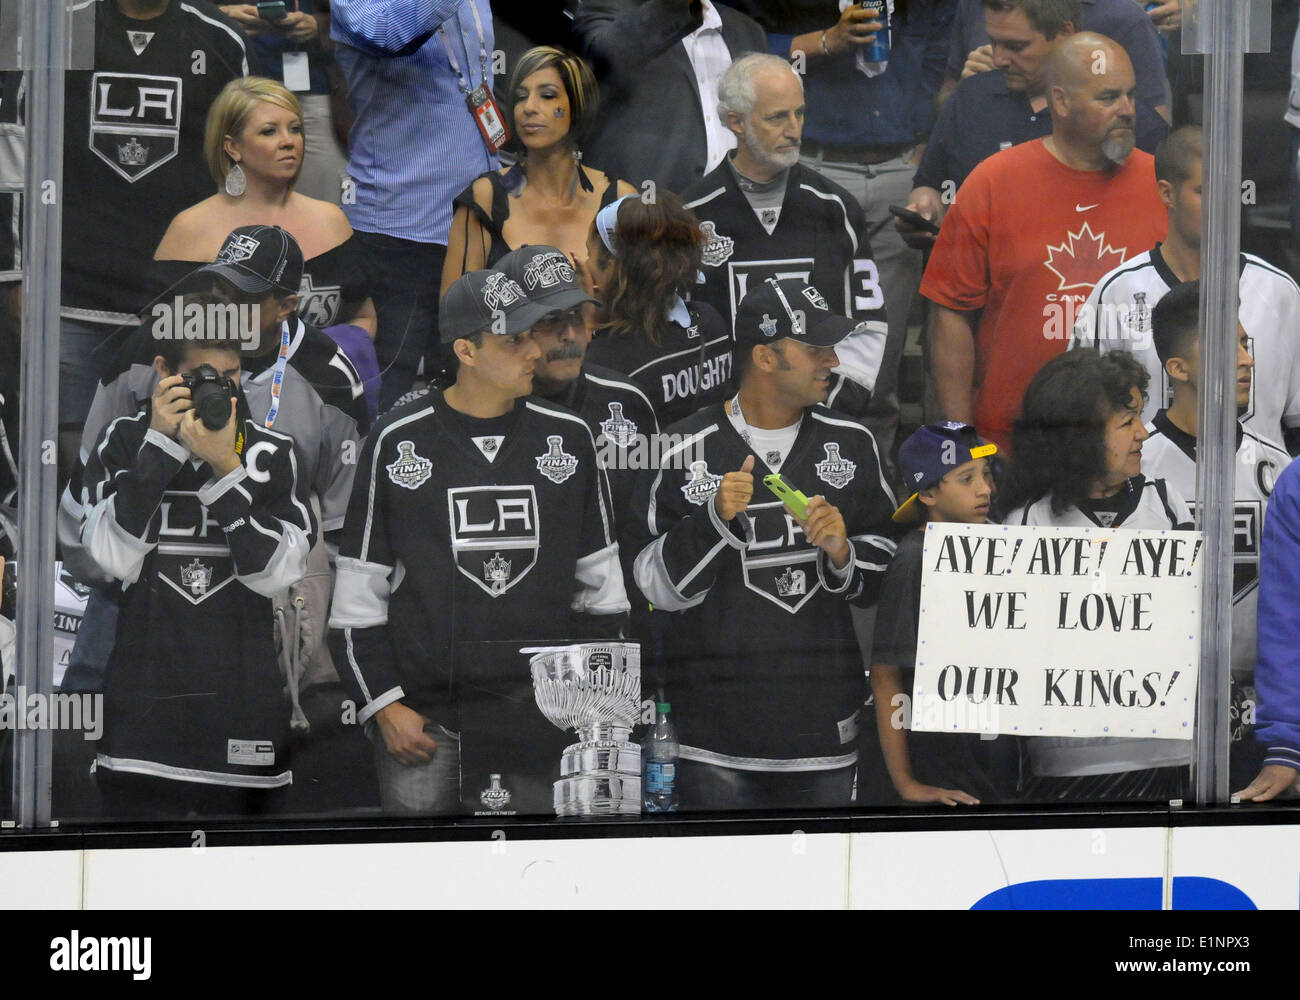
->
xmin=920 ymin=139 xmax=1167 ymax=451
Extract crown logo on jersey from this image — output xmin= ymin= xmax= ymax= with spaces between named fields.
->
xmin=523 ymin=252 xmax=575 ymax=290
xmin=814 ymin=441 xmax=857 ymax=489
xmin=481 ymin=272 xmax=526 ymax=310
xmin=680 ymin=460 xmax=723 ymax=506
xmin=759 ymin=313 xmax=779 ymax=338
xmin=699 ymin=221 xmax=734 ymax=267
xmin=484 ymin=553 xmax=513 ymax=594
xmin=774 ymin=566 xmax=807 ymax=597
xmin=217 ymin=233 xmax=261 ymax=264
xmin=180 ymin=558 xmax=213 ymax=597
xmin=801 ymin=286 xmax=829 ymax=311
xmin=1129 ymin=291 xmax=1151 ymax=333
xmin=386 ymin=440 xmax=433 ymax=490
xmin=479 ymin=773 xmax=513 ymax=811
xmin=535 ymin=435 xmax=578 ymax=484
xmin=117 ymin=137 xmax=148 ymax=166
xmin=600 ymin=402 xmax=637 ymax=447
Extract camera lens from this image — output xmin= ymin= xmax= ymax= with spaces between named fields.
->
xmin=187 ymin=364 xmax=233 ymax=431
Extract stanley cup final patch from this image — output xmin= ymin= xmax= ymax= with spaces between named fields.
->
xmin=387 ymin=440 xmax=433 ymax=489
xmin=699 ymin=221 xmax=734 ymax=267
xmin=814 ymin=442 xmax=856 ymax=489
xmin=599 ymin=402 xmax=638 ymax=447
xmin=535 ymin=435 xmax=578 ymax=484
xmin=680 ymin=460 xmax=723 ymax=505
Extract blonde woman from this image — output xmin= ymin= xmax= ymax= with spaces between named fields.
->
xmin=154 ymin=76 xmax=375 ymax=336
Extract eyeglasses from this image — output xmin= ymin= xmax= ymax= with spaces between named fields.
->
xmin=532 ymin=307 xmax=587 ymax=336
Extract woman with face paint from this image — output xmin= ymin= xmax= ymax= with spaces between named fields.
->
xmin=581 ymin=190 xmax=734 ymax=428
xmin=441 ymin=46 xmax=636 ymax=293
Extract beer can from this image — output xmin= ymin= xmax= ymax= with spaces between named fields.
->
xmin=860 ymin=0 xmax=891 ymax=62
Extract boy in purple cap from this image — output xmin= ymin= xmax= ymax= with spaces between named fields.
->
xmin=870 ymin=421 xmax=1015 ymax=805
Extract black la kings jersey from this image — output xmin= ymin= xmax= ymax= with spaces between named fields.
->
xmin=584 ymin=301 xmax=733 ymax=428
xmin=328 ymin=393 xmax=629 ymax=729
xmin=534 ymin=363 xmax=660 ymax=519
xmin=1070 ymin=246 xmax=1300 ymax=446
xmin=62 ymin=0 xmax=250 ymax=323
xmin=682 ymin=160 xmax=889 ymax=419
xmin=81 ymin=408 xmax=315 ymax=787
xmin=1141 ymin=411 xmax=1291 ymax=680
xmin=60 ymin=316 xmax=367 ymax=586
xmin=632 ymin=403 xmax=897 ymax=765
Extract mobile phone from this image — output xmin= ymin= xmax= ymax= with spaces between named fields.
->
xmin=257 ymin=1 xmax=289 ymax=22
xmin=889 ymin=204 xmax=940 ymax=235
xmin=763 ymin=473 xmax=810 ymax=520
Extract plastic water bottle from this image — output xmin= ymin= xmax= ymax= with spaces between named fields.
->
xmin=642 ymin=702 xmax=679 ymax=813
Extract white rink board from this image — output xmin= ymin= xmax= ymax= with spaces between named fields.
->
xmin=81 ymin=833 xmax=850 ymax=909
xmin=913 ymin=523 xmax=1201 ymax=738
xmin=849 ymin=827 xmax=1168 ymax=909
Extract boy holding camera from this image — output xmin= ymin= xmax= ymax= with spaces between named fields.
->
xmin=81 ymin=299 xmax=315 ymax=817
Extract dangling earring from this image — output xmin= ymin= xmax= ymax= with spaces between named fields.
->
xmin=225 ymin=161 xmax=246 ymax=197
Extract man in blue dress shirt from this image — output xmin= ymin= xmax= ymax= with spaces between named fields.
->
xmin=331 ymin=0 xmax=499 ymax=410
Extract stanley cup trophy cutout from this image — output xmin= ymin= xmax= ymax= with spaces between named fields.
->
xmin=522 ymin=642 xmax=641 ymax=816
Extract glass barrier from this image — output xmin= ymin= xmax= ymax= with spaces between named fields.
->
xmin=0 ymin=0 xmax=1291 ymax=828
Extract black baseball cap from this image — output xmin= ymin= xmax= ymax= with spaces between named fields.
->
xmin=734 ymin=277 xmax=865 ymax=350
xmin=893 ymin=422 xmax=998 ymax=524
xmin=439 ymin=269 xmax=555 ymax=343
xmin=494 ymin=245 xmax=599 ymax=313
xmin=198 ymin=224 xmax=303 ymax=297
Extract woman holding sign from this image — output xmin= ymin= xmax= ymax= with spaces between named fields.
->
xmin=999 ymin=349 xmax=1194 ymax=802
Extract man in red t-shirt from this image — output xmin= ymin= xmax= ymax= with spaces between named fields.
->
xmin=920 ymin=31 xmax=1167 ymax=452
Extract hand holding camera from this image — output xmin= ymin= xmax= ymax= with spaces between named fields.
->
xmin=180 ymin=397 xmax=240 ymax=478
xmin=150 ymin=374 xmax=192 ymax=439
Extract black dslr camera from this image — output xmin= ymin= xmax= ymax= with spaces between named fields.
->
xmin=180 ymin=364 xmax=236 ymax=430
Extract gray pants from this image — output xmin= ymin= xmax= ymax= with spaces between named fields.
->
xmin=800 ymin=151 xmax=923 ymax=470
xmin=371 ymin=722 xmax=462 ymax=815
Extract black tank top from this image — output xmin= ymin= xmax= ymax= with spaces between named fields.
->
xmin=450 ymin=169 xmax=626 ymax=270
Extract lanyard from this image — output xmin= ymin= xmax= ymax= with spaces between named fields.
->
xmin=727 ymin=395 xmax=801 ymax=461
xmin=263 ymin=321 xmax=292 ymax=429
xmin=438 ymin=0 xmax=489 ymax=98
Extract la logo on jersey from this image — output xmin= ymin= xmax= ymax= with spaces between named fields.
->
xmin=680 ymin=460 xmax=722 ymax=505
xmin=1043 ymin=222 xmax=1127 ymax=292
xmin=448 ymin=486 xmax=539 ymax=597
xmin=387 ymin=440 xmax=433 ymax=489
xmin=90 ymin=72 xmax=181 ymax=181
xmin=814 ymin=442 xmax=856 ymax=489
xmin=741 ymin=500 xmax=820 ymax=612
xmin=600 ymin=402 xmax=637 ymax=447
xmin=535 ymin=435 xmax=578 ymax=484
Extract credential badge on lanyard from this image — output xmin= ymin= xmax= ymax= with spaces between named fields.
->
xmin=440 ymin=2 xmax=510 ymax=154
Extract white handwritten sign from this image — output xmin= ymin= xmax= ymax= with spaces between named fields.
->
xmin=912 ymin=523 xmax=1202 ymax=739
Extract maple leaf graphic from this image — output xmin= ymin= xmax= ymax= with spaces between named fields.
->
xmin=1043 ymin=222 xmax=1129 ymax=292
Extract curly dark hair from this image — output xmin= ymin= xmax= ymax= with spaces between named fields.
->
xmin=593 ymin=189 xmax=703 ymax=350
xmin=998 ymin=349 xmax=1149 ymax=517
